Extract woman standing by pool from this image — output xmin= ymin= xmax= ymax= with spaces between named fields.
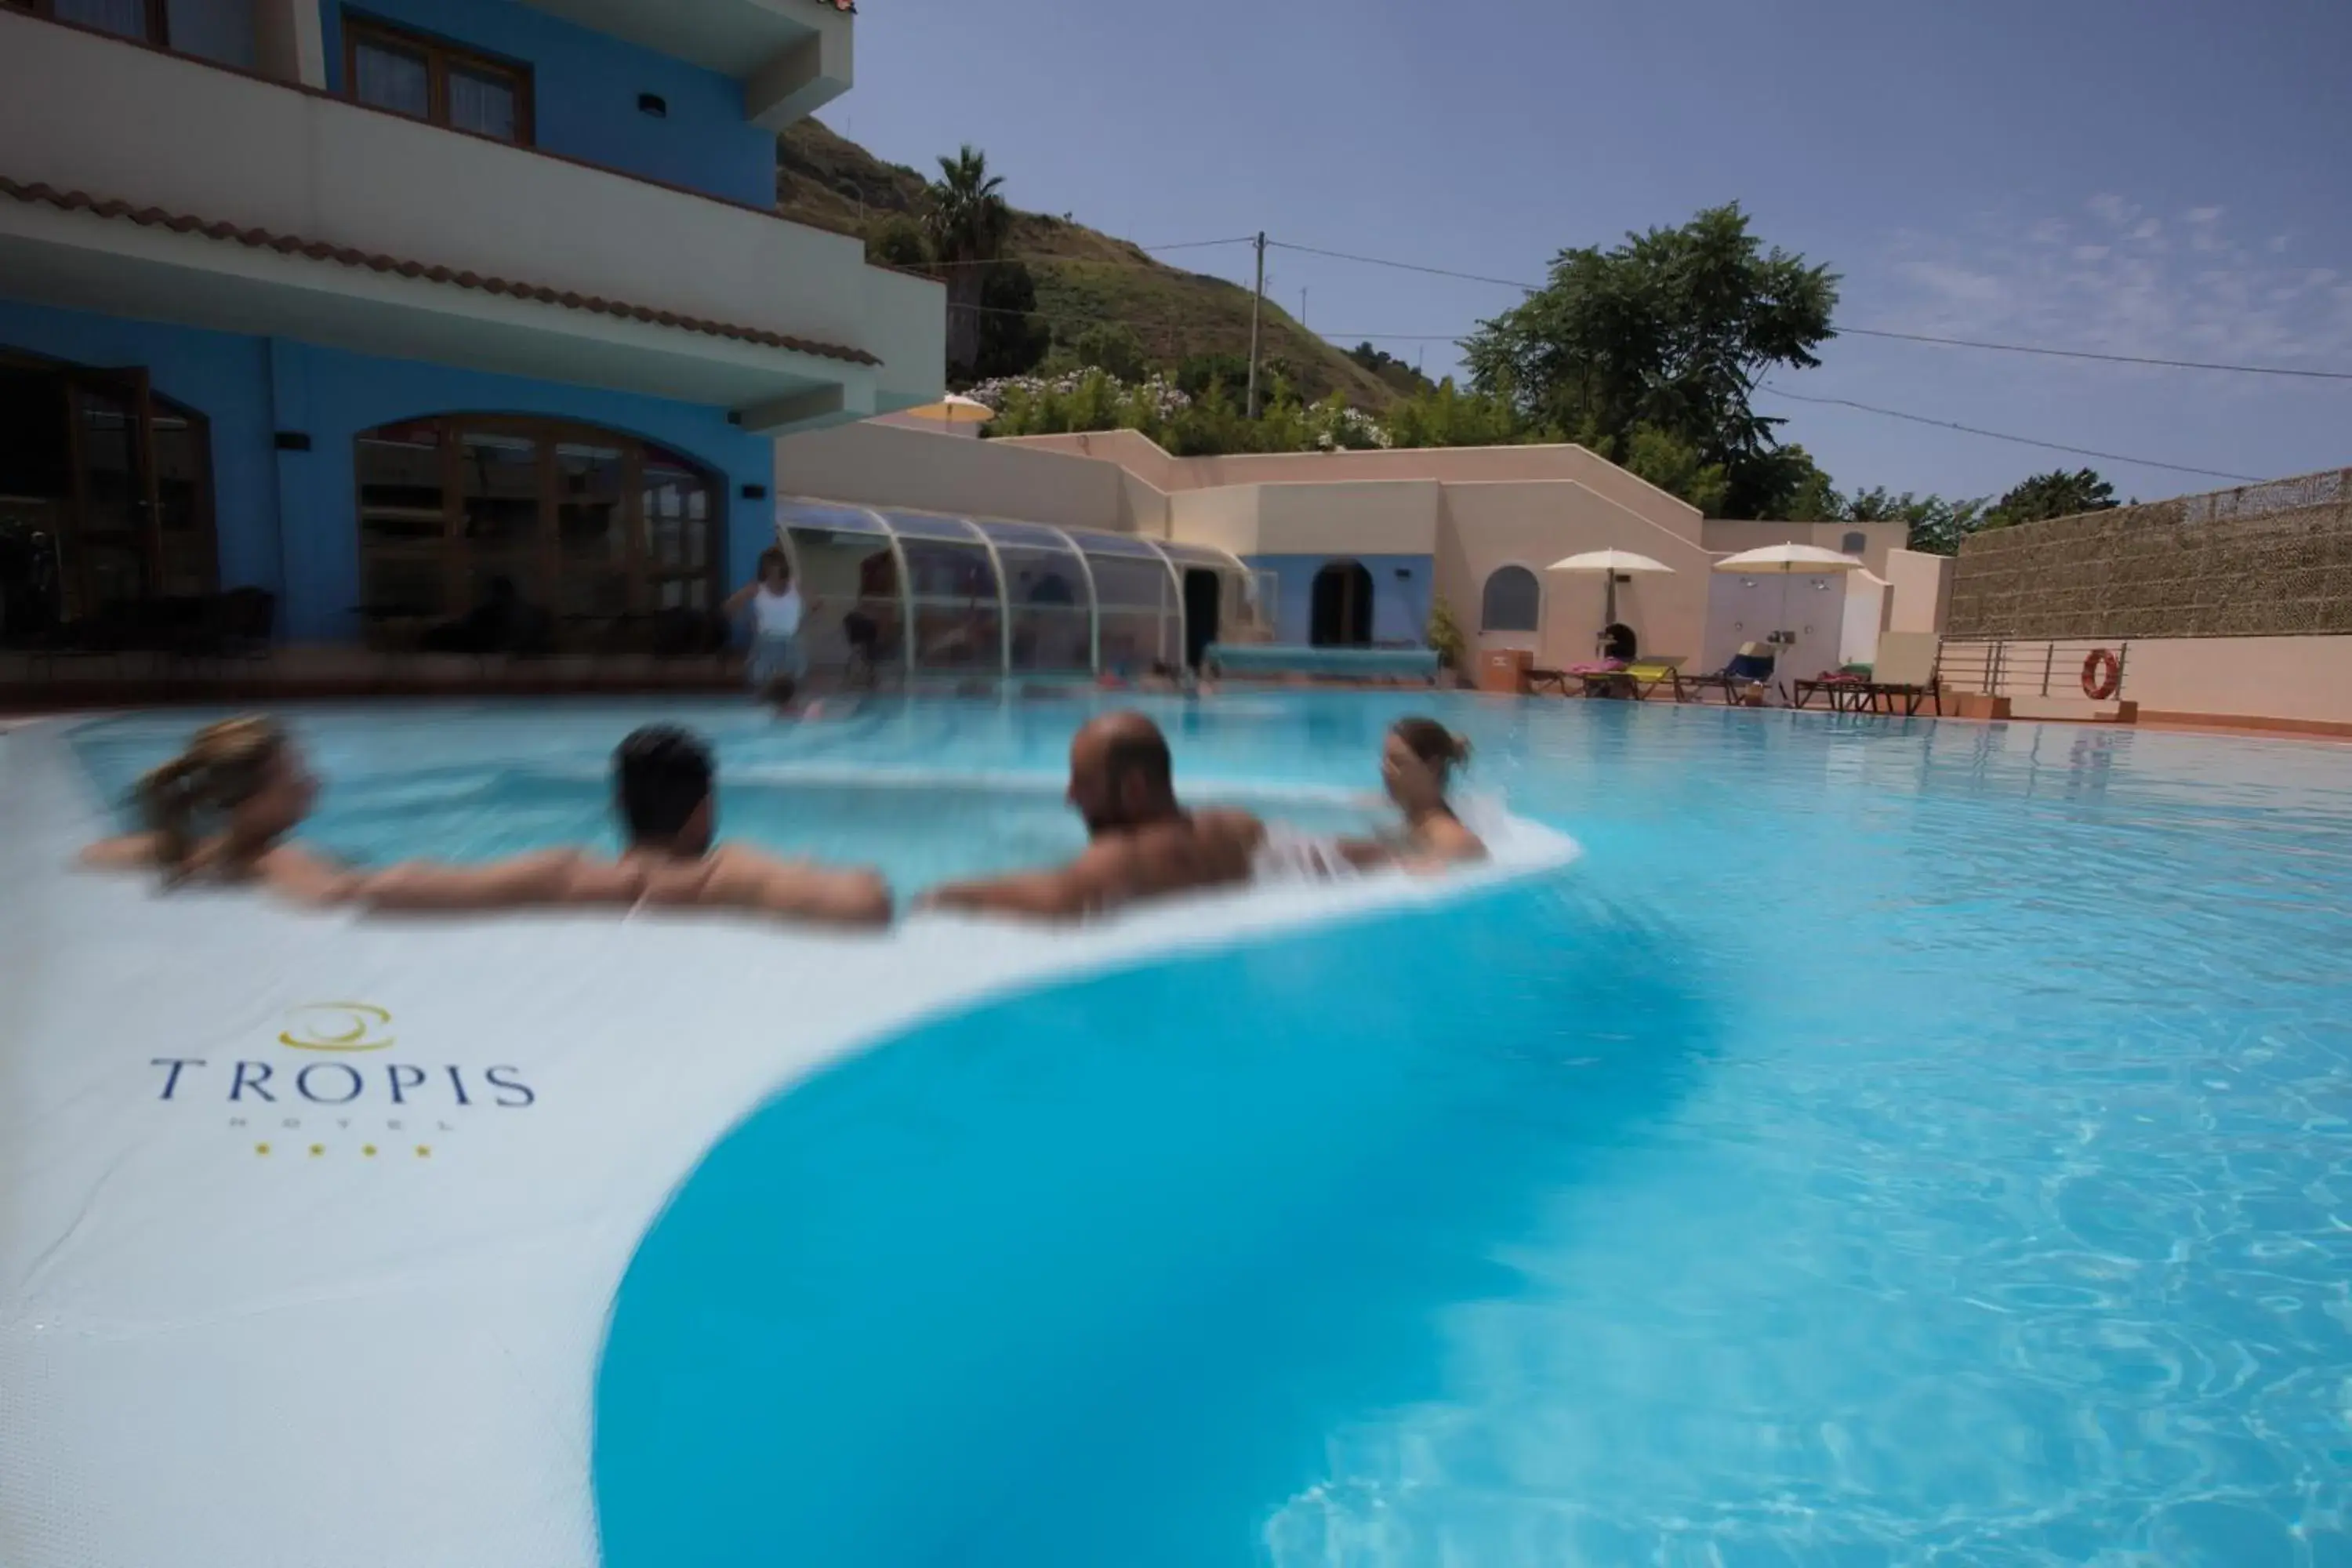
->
xmin=724 ymin=547 xmax=806 ymax=706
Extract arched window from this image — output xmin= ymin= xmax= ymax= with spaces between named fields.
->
xmin=1841 ymin=531 xmax=1867 ymax=556
xmin=1480 ymin=564 xmax=1540 ymax=633
xmin=354 ymin=416 xmax=720 ymax=643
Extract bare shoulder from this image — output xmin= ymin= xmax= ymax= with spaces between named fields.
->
xmin=1418 ymin=815 xmax=1487 ymax=862
xmin=256 ymin=843 xmax=364 ymax=906
xmin=1193 ymin=807 xmax=1267 ymax=851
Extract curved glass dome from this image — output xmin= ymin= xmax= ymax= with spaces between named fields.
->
xmin=775 ymin=499 xmax=1251 ymax=682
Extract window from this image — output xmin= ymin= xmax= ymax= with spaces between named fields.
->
xmin=1841 ymin=531 xmax=1867 ymax=556
xmin=354 ymin=416 xmax=717 ymax=640
xmin=1481 ymin=564 xmax=1540 ymax=633
xmin=345 ymin=16 xmax=532 ymax=144
xmin=9 ymin=0 xmax=168 ymax=43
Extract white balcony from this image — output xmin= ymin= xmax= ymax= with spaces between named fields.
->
xmin=516 ymin=0 xmax=855 ymax=126
xmin=0 ymin=10 xmax=941 ymax=430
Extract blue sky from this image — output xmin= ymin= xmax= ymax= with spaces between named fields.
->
xmin=831 ymin=0 xmax=2352 ymax=506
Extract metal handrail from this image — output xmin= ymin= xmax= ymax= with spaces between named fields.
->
xmin=1939 ymin=637 xmax=2131 ymax=700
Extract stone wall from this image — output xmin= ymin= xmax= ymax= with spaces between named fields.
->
xmin=1950 ymin=468 xmax=2352 ymax=639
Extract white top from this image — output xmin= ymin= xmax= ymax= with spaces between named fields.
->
xmin=750 ymin=586 xmax=802 ymax=639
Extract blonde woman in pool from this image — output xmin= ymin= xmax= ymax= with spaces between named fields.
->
xmin=80 ymin=715 xmax=640 ymax=911
xmin=1338 ymin=716 xmax=1486 ymax=871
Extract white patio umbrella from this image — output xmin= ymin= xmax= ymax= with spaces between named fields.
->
xmin=901 ymin=393 xmax=994 ymax=427
xmin=1547 ymin=549 xmax=1675 ymax=630
xmin=1710 ymin=543 xmax=1867 ymax=643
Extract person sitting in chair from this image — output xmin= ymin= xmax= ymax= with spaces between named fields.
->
xmin=1725 ymin=640 xmax=1777 ymax=704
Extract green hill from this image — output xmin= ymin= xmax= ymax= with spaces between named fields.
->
xmin=775 ymin=120 xmax=1403 ymax=408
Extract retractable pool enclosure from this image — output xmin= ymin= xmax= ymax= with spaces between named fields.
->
xmin=776 ymin=499 xmax=1258 ymax=681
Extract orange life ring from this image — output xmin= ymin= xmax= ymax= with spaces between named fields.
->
xmin=2081 ymin=648 xmax=2122 ymax=701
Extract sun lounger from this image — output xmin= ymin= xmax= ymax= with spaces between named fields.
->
xmin=1788 ymin=667 xmax=1869 ymax=711
xmin=1677 ymin=645 xmax=1777 ymax=706
xmin=1850 ymin=633 xmax=1942 ymax=715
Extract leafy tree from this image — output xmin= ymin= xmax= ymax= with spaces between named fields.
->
xmin=863 ymin=215 xmax=931 ymax=270
xmin=1381 ymin=379 xmax=1528 ymax=449
xmin=1463 ymin=204 xmax=1838 ymax=519
xmin=974 ymin=262 xmax=1050 ymax=380
xmin=1177 ymin=351 xmax=1284 ymax=408
xmin=1072 ymin=321 xmax=1151 ymax=383
xmin=1983 ymin=467 xmax=2119 ymax=529
xmin=1768 ymin=446 xmax=1842 ymax=522
xmin=1842 ymin=487 xmax=1988 ymax=556
xmin=1425 ymin=596 xmax=1466 ymax=671
xmin=1345 ymin=342 xmax=1437 ymax=397
xmin=924 ymin=145 xmax=1011 ymax=379
xmin=1621 ymin=425 xmax=1730 ymax=516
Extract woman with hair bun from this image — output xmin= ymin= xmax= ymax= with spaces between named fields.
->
xmin=1336 ymin=715 xmax=1486 ymax=871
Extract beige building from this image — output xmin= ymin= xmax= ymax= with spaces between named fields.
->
xmin=775 ymin=420 xmax=1930 ymax=680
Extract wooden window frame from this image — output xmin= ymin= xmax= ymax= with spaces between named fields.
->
xmin=4 ymin=0 xmax=170 ymax=45
xmin=353 ymin=415 xmax=724 ymax=644
xmin=342 ymin=13 xmax=535 ymax=147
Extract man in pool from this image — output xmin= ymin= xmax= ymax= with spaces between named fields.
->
xmin=363 ymin=724 xmax=890 ymax=926
xmin=918 ymin=711 xmax=1263 ymax=921
xmin=601 ymin=724 xmax=892 ymax=926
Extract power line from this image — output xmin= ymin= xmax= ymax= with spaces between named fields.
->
xmin=1756 ymin=384 xmax=2263 ymax=482
xmin=1836 ymin=325 xmax=2352 ymax=382
xmin=1265 ymin=240 xmax=1538 ymax=292
xmin=1269 ymin=238 xmax=2352 ymax=382
xmin=916 ymin=238 xmax=1259 ymax=271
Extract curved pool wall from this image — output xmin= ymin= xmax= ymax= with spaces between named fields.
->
xmin=593 ymin=877 xmax=1699 ymax=1567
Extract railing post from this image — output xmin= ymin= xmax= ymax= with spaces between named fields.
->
xmin=2042 ymin=642 xmax=2054 ymax=698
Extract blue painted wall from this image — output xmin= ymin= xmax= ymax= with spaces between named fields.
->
xmin=0 ymin=299 xmax=773 ymax=641
xmin=0 ymin=299 xmax=281 ymax=593
xmin=318 ymin=0 xmax=773 ymax=208
xmin=1246 ymin=554 xmax=1432 ymax=647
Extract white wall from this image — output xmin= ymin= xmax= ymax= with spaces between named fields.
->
xmin=0 ymin=12 xmax=922 ymax=373
xmin=1840 ymin=578 xmax=1886 ymax=666
xmin=1886 ymin=549 xmax=1955 ymax=634
xmin=1700 ymin=572 xmax=1851 ymax=678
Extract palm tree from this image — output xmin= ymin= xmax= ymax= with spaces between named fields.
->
xmin=924 ymin=145 xmax=1011 ymax=380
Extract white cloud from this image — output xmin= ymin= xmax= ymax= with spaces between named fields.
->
xmin=1872 ymin=197 xmax=2352 ymax=376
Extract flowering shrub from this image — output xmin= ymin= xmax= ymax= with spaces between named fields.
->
xmin=972 ymin=371 xmax=1391 ymax=453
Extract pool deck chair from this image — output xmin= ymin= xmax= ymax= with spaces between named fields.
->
xmin=1676 ymin=644 xmax=1777 ymax=706
xmin=1624 ymin=657 xmax=1686 ymax=699
xmin=1788 ymin=669 xmax=1869 ymax=711
xmin=1852 ymin=633 xmax=1944 ymax=715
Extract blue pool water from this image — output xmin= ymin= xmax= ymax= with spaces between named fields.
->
xmin=70 ymin=696 xmax=2352 ymax=1565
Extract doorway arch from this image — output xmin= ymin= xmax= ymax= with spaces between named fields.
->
xmin=1309 ymin=560 xmax=1374 ymax=647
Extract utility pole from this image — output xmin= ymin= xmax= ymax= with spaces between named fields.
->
xmin=1246 ymin=230 xmax=1266 ymax=419
xmin=1300 ymin=286 xmax=1308 ymax=332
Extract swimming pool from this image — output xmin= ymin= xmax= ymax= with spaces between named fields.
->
xmin=10 ymin=695 xmax=2352 ymax=1566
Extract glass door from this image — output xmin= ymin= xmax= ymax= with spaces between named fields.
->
xmin=61 ymin=369 xmax=158 ymax=619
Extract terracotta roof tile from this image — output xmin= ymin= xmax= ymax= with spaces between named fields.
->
xmin=0 ymin=175 xmax=882 ymax=368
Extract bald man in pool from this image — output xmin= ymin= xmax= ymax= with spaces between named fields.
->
xmin=919 ymin=711 xmax=1265 ymax=922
